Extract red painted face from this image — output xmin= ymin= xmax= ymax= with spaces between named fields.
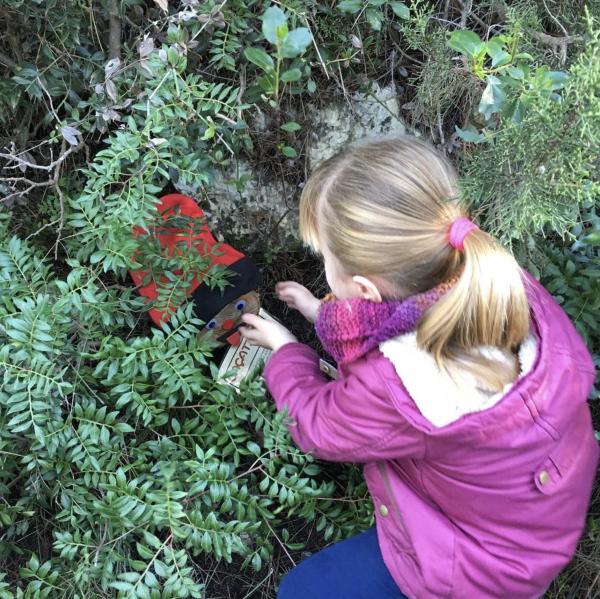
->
xmin=199 ymin=291 xmax=260 ymax=346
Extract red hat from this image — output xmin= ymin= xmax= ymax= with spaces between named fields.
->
xmin=129 ymin=193 xmax=261 ymax=327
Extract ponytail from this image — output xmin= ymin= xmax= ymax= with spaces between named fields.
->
xmin=417 ymin=227 xmax=530 ymax=393
xmin=297 ymin=136 xmax=530 ymax=392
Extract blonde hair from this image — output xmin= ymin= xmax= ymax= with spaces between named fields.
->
xmin=300 ymin=136 xmax=530 ymax=392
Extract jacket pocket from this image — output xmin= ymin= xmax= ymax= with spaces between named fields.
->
xmin=534 ymin=408 xmax=591 ymax=496
xmin=377 ymin=462 xmax=411 ymax=542
xmin=377 ymin=461 xmax=455 ymax=597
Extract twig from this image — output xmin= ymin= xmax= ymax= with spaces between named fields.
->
xmin=25 ymin=218 xmax=61 ymax=241
xmin=108 ymin=0 xmax=122 ymax=60
xmin=237 ymin=63 xmax=246 ymax=118
xmin=93 ymin=522 xmax=109 ymax=567
xmin=215 ymin=112 xmax=237 ymax=126
xmin=264 ymin=518 xmax=296 ymax=567
xmin=388 ymin=27 xmax=424 ymax=66
xmin=459 ymin=0 xmax=472 ymax=29
xmin=443 ymin=0 xmax=451 ymax=21
xmin=541 ymin=0 xmax=568 ymax=38
xmin=38 ymin=77 xmax=61 ymax=123
xmin=351 ymin=3 xmax=369 ymax=30
xmin=0 ymin=50 xmax=18 ymax=72
xmin=0 ymin=178 xmax=55 ymax=204
xmin=1 ymin=140 xmax=82 ymax=259
xmin=53 ymin=173 xmax=65 ymax=260
xmin=190 ymin=0 xmax=228 ymax=43
xmin=304 ymin=16 xmax=330 ymax=80
xmin=526 ymin=29 xmax=581 ymax=65
xmin=241 ymin=567 xmax=275 ymax=599
xmin=470 ymin=12 xmax=489 ymax=33
xmin=437 ymin=107 xmax=445 ymax=145
xmin=336 ymin=61 xmax=351 ymax=112
xmin=0 ymin=141 xmax=81 ymax=172
xmin=528 ymin=31 xmax=582 ymax=47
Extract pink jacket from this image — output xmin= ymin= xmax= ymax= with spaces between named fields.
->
xmin=263 ymin=277 xmax=598 ymax=598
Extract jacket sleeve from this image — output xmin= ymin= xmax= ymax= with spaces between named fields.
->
xmin=263 ymin=342 xmax=425 ymax=462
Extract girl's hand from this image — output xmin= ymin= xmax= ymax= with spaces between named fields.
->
xmin=276 ymin=281 xmax=321 ymax=323
xmin=239 ymin=313 xmax=298 ymax=352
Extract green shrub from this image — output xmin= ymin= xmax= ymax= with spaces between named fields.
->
xmin=456 ymin=12 xmax=599 ymax=243
xmin=0 ymin=4 xmax=372 ymax=597
xmin=0 ymin=2 xmax=598 ymax=597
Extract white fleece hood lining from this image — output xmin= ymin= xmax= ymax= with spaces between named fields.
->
xmin=379 ymin=333 xmax=538 ymax=428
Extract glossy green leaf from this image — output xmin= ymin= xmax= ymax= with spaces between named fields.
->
xmin=365 ymin=8 xmax=383 ymax=31
xmin=539 ymin=70 xmax=569 ymax=91
xmin=448 ymin=29 xmax=484 ymax=58
xmin=479 ymin=75 xmax=506 ymax=120
xmin=337 ymin=0 xmax=363 ymax=13
xmin=389 ymin=1 xmax=410 ymax=18
xmin=280 ymin=145 xmax=298 ymax=158
xmin=281 ymin=68 xmax=302 ymax=82
xmin=281 ymin=28 xmax=312 ymax=58
xmin=280 ymin=121 xmax=301 ymax=132
xmin=507 ymin=66 xmax=525 ymax=80
xmin=455 ymin=126 xmax=485 ymax=143
xmin=244 ymin=47 xmax=275 ymax=72
xmin=486 ymin=40 xmax=511 ymax=68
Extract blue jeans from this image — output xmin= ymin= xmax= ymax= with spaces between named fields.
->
xmin=277 ymin=527 xmax=408 ymax=599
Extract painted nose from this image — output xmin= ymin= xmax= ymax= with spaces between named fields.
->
xmin=222 ymin=319 xmax=235 ymax=330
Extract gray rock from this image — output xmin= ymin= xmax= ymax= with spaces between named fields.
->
xmin=308 ymin=81 xmax=405 ymax=168
xmin=199 ymin=81 xmax=406 ymax=244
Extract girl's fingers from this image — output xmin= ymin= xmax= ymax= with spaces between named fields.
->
xmin=277 ymin=291 xmax=296 ymax=302
xmin=238 ymin=325 xmax=255 ymax=340
xmin=240 ymin=316 xmax=297 ymax=351
xmin=277 ymin=287 xmax=305 ymax=299
xmin=276 ymin=281 xmax=303 ymax=294
xmin=239 ymin=323 xmax=262 ymax=341
xmin=241 ymin=313 xmax=262 ymax=328
xmin=281 ymin=283 xmax=314 ymax=297
xmin=280 ymin=298 xmax=299 ymax=310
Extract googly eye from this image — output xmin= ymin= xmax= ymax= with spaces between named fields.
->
xmin=206 ymin=319 xmax=218 ymax=330
xmin=235 ymin=300 xmax=247 ymax=311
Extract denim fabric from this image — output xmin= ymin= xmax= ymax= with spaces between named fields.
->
xmin=277 ymin=527 xmax=407 ymax=599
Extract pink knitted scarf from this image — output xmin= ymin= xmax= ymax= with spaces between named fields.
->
xmin=315 ymin=279 xmax=456 ymax=365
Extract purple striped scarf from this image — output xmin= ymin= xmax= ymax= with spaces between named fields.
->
xmin=315 ymin=279 xmax=456 ymax=365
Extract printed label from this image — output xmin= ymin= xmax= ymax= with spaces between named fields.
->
xmin=218 ymin=309 xmax=338 ymax=389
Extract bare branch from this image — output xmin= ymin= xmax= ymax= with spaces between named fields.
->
xmin=0 ymin=50 xmax=18 ymax=72
xmin=1 ymin=141 xmax=83 ymax=210
xmin=25 ymin=218 xmax=61 ymax=241
xmin=53 ymin=141 xmax=68 ymax=259
xmin=0 ymin=179 xmax=56 ymax=204
xmin=541 ymin=0 xmax=569 ymax=38
xmin=526 ymin=30 xmax=582 ymax=46
xmin=0 ymin=142 xmax=82 ymax=172
xmin=108 ymin=0 xmax=122 ymax=60
xmin=527 ymin=29 xmax=582 ymax=65
xmin=459 ymin=0 xmax=473 ymax=29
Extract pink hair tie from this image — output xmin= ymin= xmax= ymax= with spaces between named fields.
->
xmin=449 ymin=217 xmax=479 ymax=251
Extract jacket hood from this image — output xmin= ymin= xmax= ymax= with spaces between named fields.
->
xmin=376 ymin=273 xmax=596 ymax=442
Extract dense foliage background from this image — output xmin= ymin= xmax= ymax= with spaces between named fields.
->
xmin=0 ymin=1 xmax=598 ymax=597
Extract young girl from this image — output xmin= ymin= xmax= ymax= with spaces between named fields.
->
xmin=239 ymin=136 xmax=598 ymax=599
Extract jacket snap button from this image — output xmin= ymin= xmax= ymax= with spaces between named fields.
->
xmin=379 ymin=504 xmax=389 ymax=517
xmin=539 ymin=470 xmax=550 ymax=485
